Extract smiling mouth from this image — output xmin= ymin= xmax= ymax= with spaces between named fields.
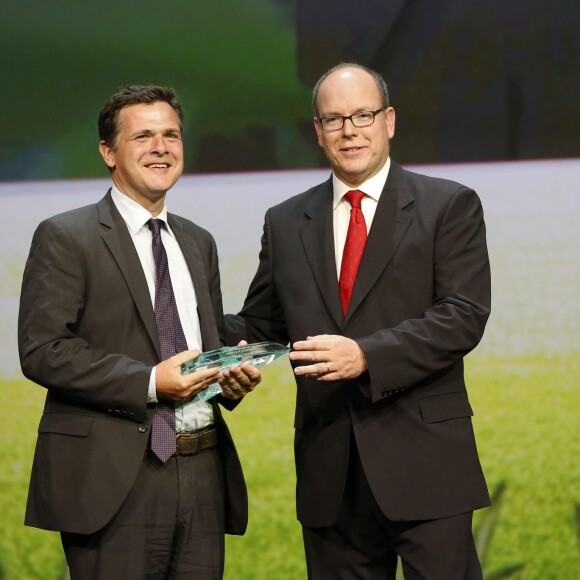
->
xmin=146 ymin=163 xmax=170 ymax=169
xmin=341 ymin=146 xmax=366 ymax=154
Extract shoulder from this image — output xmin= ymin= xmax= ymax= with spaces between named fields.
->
xmin=392 ymin=162 xmax=482 ymax=211
xmin=268 ymin=175 xmax=332 ymax=216
xmin=168 ymin=212 xmax=213 ymax=239
xmin=396 ymin=163 xmax=470 ymax=195
xmin=34 ymin=203 xmax=100 ymax=239
xmin=167 ymin=213 xmax=217 ymax=257
xmin=46 ymin=202 xmax=99 ymax=223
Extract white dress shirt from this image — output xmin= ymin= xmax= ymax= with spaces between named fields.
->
xmin=111 ymin=186 xmax=213 ymax=430
xmin=332 ymin=157 xmax=391 ymax=278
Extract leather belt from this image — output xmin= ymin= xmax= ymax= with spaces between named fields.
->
xmin=175 ymin=427 xmax=218 ymax=456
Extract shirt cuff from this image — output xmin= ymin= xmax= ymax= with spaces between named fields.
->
xmin=147 ymin=366 xmax=158 ymax=403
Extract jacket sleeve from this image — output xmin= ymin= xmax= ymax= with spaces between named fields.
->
xmin=18 ymin=217 xmax=152 ymax=420
xmin=357 ymin=186 xmax=491 ymax=402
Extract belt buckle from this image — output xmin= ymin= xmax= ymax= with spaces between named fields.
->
xmin=177 ymin=432 xmax=200 ymax=456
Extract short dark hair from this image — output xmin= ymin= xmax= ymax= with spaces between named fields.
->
xmin=98 ymin=85 xmax=184 ymax=149
xmin=312 ymin=63 xmax=390 ymax=116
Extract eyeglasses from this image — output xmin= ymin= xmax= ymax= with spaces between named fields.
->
xmin=318 ymin=108 xmax=385 ymax=132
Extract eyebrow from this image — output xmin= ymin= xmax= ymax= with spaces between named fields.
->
xmin=319 ymin=107 xmax=379 ymax=117
xmin=128 ymin=127 xmax=182 ymax=137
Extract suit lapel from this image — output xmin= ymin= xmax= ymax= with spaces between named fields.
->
xmin=299 ymin=178 xmax=344 ymax=329
xmin=346 ymin=162 xmax=414 ymax=322
xmin=97 ymin=192 xmax=160 ymax=356
xmin=169 ymin=217 xmax=220 ymax=351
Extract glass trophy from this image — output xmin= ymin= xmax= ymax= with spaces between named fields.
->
xmin=181 ymin=341 xmax=289 ymax=402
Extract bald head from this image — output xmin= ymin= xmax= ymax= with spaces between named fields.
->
xmin=312 ymin=63 xmax=390 ymax=116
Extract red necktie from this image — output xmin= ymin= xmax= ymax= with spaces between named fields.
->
xmin=339 ymin=190 xmax=367 ymax=315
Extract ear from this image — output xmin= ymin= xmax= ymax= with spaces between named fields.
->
xmin=385 ymin=107 xmax=396 ymax=140
xmin=314 ymin=116 xmax=324 ymax=148
xmin=99 ymin=140 xmax=116 ymax=170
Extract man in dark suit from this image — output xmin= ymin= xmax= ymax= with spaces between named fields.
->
xmin=18 ymin=85 xmax=261 ymax=579
xmin=226 ymin=64 xmax=491 ymax=579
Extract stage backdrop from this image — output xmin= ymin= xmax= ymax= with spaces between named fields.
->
xmin=2 ymin=2 xmax=579 ymax=577
xmin=2 ymin=0 xmax=579 ymax=181
xmin=0 ymin=160 xmax=578 ymax=578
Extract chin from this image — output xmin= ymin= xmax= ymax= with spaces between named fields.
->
xmin=150 ymin=179 xmax=177 ymax=192
xmin=341 ymin=168 xmax=367 ymax=184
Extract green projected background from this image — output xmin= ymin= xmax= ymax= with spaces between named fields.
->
xmin=2 ymin=0 xmax=579 ymax=181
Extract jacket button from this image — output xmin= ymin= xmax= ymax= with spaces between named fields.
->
xmin=138 ymin=424 xmax=148 ymax=433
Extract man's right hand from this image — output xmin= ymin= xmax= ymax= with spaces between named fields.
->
xmin=155 ymin=350 xmax=220 ymax=402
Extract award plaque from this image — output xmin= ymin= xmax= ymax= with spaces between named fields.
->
xmin=181 ymin=342 xmax=289 ymax=402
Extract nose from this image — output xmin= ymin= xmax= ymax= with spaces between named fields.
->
xmin=342 ymin=117 xmax=358 ymax=137
xmin=150 ymin=134 xmax=168 ymax=154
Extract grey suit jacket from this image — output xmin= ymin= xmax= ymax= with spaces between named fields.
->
xmin=226 ymin=160 xmax=491 ymax=525
xmin=19 ymin=192 xmax=247 ymax=535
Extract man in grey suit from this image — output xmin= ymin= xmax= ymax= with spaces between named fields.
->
xmin=18 ymin=85 xmax=261 ymax=579
xmin=226 ymin=64 xmax=491 ymax=579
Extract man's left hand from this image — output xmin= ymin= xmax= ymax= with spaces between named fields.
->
xmin=219 ymin=363 xmax=262 ymax=399
xmin=290 ymin=334 xmax=368 ymax=381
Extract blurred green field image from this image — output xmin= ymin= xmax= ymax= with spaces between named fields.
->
xmin=1 ymin=0 xmax=318 ymax=181
xmin=1 ymin=352 xmax=578 ymax=579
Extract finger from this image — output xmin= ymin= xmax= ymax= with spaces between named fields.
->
xmin=226 ymin=365 xmax=246 ymax=377
xmin=220 ymin=367 xmax=243 ymax=386
xmin=222 ymin=382 xmax=241 ymax=394
xmin=317 ymin=362 xmax=329 ymax=375
xmin=307 ymin=335 xmax=336 ymax=346
xmin=292 ymin=338 xmax=333 ymax=354
xmin=289 ymin=349 xmax=324 ymax=363
xmin=294 ymin=363 xmax=320 ymax=376
xmin=222 ymin=366 xmax=244 ymax=382
xmin=199 ymin=366 xmax=221 ymax=379
xmin=244 ymin=369 xmax=262 ymax=386
xmin=296 ymin=358 xmax=335 ymax=375
xmin=239 ymin=362 xmax=260 ymax=376
xmin=172 ymin=349 xmax=201 ymax=365
xmin=223 ymin=361 xmax=258 ymax=376
xmin=226 ymin=365 xmax=261 ymax=392
xmin=232 ymin=367 xmax=257 ymax=388
xmin=218 ymin=378 xmax=243 ymax=399
xmin=185 ymin=366 xmax=220 ymax=388
xmin=292 ymin=339 xmax=321 ymax=351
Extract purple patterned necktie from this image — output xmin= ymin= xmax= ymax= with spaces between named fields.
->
xmin=149 ymin=218 xmax=188 ymax=462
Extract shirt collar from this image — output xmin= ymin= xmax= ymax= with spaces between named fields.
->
xmin=110 ymin=185 xmax=171 ymax=235
xmin=332 ymin=156 xmax=391 ymax=209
